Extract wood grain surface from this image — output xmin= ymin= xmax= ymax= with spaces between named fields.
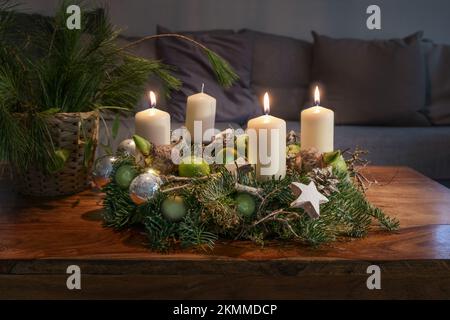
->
xmin=0 ymin=166 xmax=449 ymax=299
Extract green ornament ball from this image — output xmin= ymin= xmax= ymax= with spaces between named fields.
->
xmin=178 ymin=156 xmax=210 ymax=177
xmin=235 ymin=193 xmax=256 ymax=217
xmin=323 ymin=150 xmax=348 ymax=173
xmin=115 ymin=164 xmax=138 ymax=189
xmin=162 ymin=196 xmax=186 ymax=222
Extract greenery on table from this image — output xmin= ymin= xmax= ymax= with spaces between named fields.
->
xmin=103 ymin=153 xmax=399 ymax=252
xmin=0 ymin=0 xmax=237 ymax=174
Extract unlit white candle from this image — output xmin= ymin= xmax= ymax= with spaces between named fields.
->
xmin=185 ymin=84 xmax=216 ymax=143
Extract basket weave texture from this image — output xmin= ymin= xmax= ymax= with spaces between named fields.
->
xmin=16 ymin=111 xmax=99 ymax=197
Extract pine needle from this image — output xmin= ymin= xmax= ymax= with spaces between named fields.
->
xmin=205 ymin=48 xmax=239 ymax=88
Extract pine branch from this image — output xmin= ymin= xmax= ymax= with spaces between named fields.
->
xmin=179 ymin=215 xmax=217 ymax=251
xmin=369 ymin=206 xmax=400 ymax=231
xmin=0 ymin=106 xmax=28 ymax=168
xmin=121 ymin=33 xmax=239 ymax=88
xmin=144 ymin=214 xmax=177 ymax=252
xmin=204 ymin=48 xmax=239 ymax=88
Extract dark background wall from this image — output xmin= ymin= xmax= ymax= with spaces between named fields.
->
xmin=19 ymin=0 xmax=450 ymax=43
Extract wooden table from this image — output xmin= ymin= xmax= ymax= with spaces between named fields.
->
xmin=0 ymin=166 xmax=449 ymax=299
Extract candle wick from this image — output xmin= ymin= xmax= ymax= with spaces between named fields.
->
xmin=201 ymin=83 xmax=204 ymax=93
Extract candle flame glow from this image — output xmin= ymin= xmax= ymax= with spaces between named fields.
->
xmin=149 ymin=91 xmax=156 ymax=107
xmin=314 ymin=86 xmax=320 ymax=106
xmin=263 ymin=92 xmax=270 ymax=115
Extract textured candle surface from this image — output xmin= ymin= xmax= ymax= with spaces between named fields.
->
xmin=135 ymin=107 xmax=171 ymax=146
xmin=247 ymin=114 xmax=286 ymax=181
xmin=185 ymin=92 xmax=216 ymax=143
xmin=300 ymin=106 xmax=334 ymax=153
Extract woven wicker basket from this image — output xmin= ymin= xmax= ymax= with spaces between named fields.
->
xmin=15 ymin=111 xmax=99 ymax=197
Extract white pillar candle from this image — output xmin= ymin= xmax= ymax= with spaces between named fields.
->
xmin=300 ymin=86 xmax=334 ymax=153
xmin=135 ymin=91 xmax=171 ymax=146
xmin=185 ymin=84 xmax=216 ymax=143
xmin=247 ymin=92 xmax=286 ymax=181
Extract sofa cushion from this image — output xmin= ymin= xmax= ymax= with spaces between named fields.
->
xmin=241 ymin=29 xmax=312 ymax=120
xmin=311 ymin=32 xmax=429 ymax=126
xmin=423 ymin=41 xmax=450 ymax=125
xmin=156 ymin=25 xmax=261 ymax=125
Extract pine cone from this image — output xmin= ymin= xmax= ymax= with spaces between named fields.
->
xmin=300 ymin=148 xmax=322 ymax=172
xmin=307 ymin=166 xmax=340 ymax=197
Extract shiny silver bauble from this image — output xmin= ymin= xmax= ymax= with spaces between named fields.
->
xmin=92 ymin=155 xmax=117 ymax=188
xmin=129 ymin=170 xmax=163 ymax=205
xmin=117 ymin=139 xmax=136 ymax=157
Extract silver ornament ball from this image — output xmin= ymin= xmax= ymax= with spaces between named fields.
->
xmin=117 ymin=139 xmax=136 ymax=156
xmin=129 ymin=170 xmax=163 ymax=205
xmin=92 ymin=155 xmax=117 ymax=188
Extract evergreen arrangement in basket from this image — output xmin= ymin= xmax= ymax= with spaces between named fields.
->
xmin=0 ymin=0 xmax=237 ymax=196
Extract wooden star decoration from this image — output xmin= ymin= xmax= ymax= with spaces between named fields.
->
xmin=290 ymin=181 xmax=329 ymax=219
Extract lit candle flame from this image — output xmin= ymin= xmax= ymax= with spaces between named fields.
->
xmin=149 ymin=91 xmax=156 ymax=108
xmin=314 ymin=86 xmax=320 ymax=106
xmin=263 ymin=92 xmax=270 ymax=115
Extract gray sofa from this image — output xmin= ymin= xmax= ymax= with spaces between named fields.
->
xmin=105 ymin=30 xmax=450 ymax=185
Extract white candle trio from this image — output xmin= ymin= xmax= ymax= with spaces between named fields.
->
xmin=134 ymin=85 xmax=334 ymax=181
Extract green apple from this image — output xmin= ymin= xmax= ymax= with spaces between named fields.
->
xmin=178 ymin=156 xmax=210 ymax=177
xmin=235 ymin=193 xmax=256 ymax=217
xmin=115 ymin=164 xmax=138 ymax=189
xmin=162 ymin=196 xmax=186 ymax=222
